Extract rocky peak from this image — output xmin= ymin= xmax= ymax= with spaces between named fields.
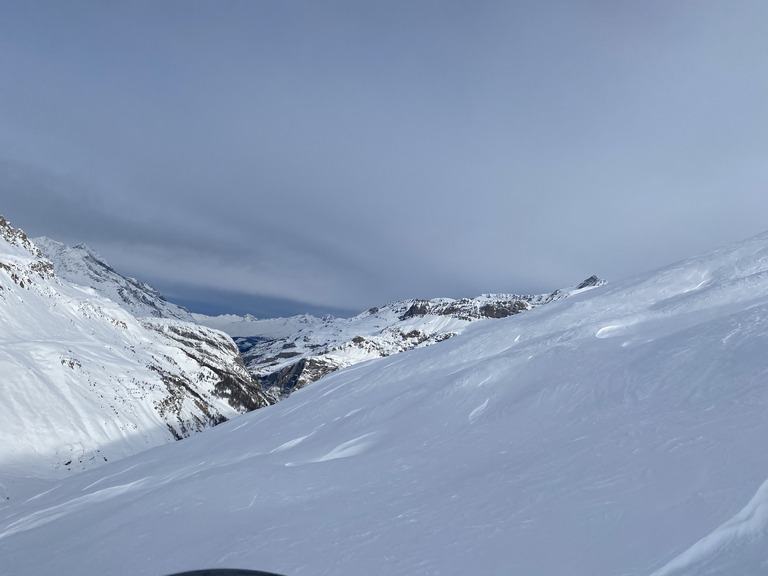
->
xmin=0 ymin=215 xmax=44 ymax=258
xmin=576 ymin=275 xmax=605 ymax=290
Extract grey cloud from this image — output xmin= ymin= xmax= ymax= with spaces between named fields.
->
xmin=2 ymin=1 xmax=767 ymax=315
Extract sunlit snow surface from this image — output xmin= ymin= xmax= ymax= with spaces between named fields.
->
xmin=33 ymin=236 xmax=197 ymax=322
xmin=0 ymin=221 xmax=261 ymax=484
xmin=3 ymin=233 xmax=768 ymax=575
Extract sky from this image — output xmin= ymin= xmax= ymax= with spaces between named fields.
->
xmin=1 ymin=1 xmax=766 ymax=317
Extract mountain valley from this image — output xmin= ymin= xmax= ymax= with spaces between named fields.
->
xmin=3 ymin=214 xmax=768 ymax=575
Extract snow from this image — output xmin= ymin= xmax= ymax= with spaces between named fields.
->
xmin=650 ymin=478 xmax=768 ymax=575
xmin=192 ymin=313 xmax=329 ymax=339
xmin=195 ymin=283 xmax=595 ymax=399
xmin=0 ymin=221 xmax=264 ymax=486
xmin=34 ymin=236 xmax=196 ymax=322
xmin=3 ymin=226 xmax=768 ymax=574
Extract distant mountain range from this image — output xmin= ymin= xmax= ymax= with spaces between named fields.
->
xmin=196 ymin=275 xmax=604 ymax=400
xmin=7 ymin=217 xmax=602 ymax=477
xmin=5 ymin=218 xmax=768 ymax=575
xmin=34 ymin=224 xmax=604 ymax=404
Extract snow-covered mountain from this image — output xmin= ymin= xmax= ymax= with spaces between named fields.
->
xmin=32 ymin=231 xmax=605 ymax=404
xmin=197 ymin=275 xmax=605 ymax=399
xmin=3 ymin=230 xmax=768 ymax=575
xmin=0 ymin=216 xmax=267 ymax=480
xmin=33 ymin=236 xmax=196 ymax=322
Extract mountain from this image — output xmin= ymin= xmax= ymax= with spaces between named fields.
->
xmin=197 ymin=276 xmax=605 ymax=399
xmin=33 ymin=236 xmax=196 ymax=322
xmin=3 ymin=230 xmax=768 ymax=575
xmin=0 ymin=216 xmax=267 ymax=481
xmin=32 ymin=233 xmax=605 ymax=403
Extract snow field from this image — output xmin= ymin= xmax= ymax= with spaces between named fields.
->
xmin=3 ymin=227 xmax=768 ymax=574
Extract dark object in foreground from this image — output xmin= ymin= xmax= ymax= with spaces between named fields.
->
xmin=165 ymin=570 xmax=286 ymax=576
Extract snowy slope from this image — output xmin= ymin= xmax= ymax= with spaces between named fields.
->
xmin=0 ymin=216 xmax=267 ymax=481
xmin=34 ymin=236 xmax=196 ymax=321
xmin=3 ymin=232 xmax=768 ymax=575
xmin=196 ymin=276 xmax=604 ymax=398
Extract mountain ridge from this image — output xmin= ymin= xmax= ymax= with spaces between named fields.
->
xmin=197 ymin=275 xmax=605 ymax=399
xmin=2 ymin=227 xmax=768 ymax=574
xmin=0 ymin=216 xmax=268 ymax=480
xmin=33 ymin=235 xmax=196 ymax=322
xmin=28 ymin=227 xmax=606 ymax=403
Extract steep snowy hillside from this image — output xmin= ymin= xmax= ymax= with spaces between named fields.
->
xmin=0 ymin=216 xmax=267 ymax=481
xmin=34 ymin=236 xmax=196 ymax=321
xmin=3 ymin=233 xmax=767 ymax=575
xmin=32 ymin=232 xmax=604 ymax=403
xmin=197 ymin=275 xmax=604 ymax=399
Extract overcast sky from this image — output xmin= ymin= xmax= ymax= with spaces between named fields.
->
xmin=1 ymin=1 xmax=766 ymax=317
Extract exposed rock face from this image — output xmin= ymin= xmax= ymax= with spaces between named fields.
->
xmin=0 ymin=215 xmax=55 ymax=287
xmin=576 ymin=275 xmax=605 ymax=290
xmin=401 ymin=297 xmax=532 ymax=320
xmin=1 ymin=215 xmax=45 ymax=257
xmin=257 ymin=357 xmax=340 ymax=400
xmin=140 ymin=319 xmax=269 ymax=414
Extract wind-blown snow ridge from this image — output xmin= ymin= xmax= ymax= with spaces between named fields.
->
xmin=3 ymin=230 xmax=768 ymax=575
xmin=650 ymin=477 xmax=768 ymax=576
